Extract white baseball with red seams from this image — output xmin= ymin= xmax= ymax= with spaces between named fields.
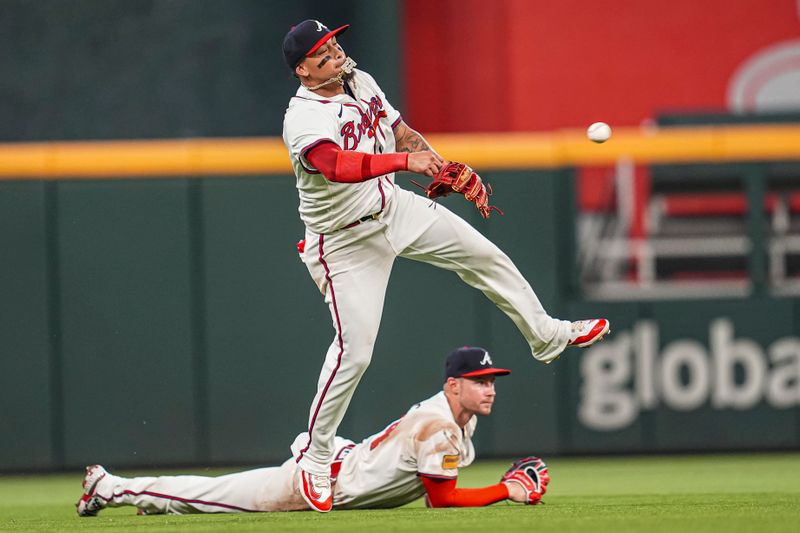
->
xmin=587 ymin=122 xmax=612 ymax=143
xmin=282 ymin=67 xmax=578 ymax=480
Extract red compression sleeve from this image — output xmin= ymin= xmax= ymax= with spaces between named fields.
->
xmin=420 ymin=475 xmax=510 ymax=508
xmin=305 ymin=141 xmax=409 ymax=183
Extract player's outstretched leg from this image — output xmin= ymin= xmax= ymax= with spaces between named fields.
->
xmin=394 ymin=191 xmax=609 ymax=361
xmin=77 ymin=464 xmax=298 ymax=515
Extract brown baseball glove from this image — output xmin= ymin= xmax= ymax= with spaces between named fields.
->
xmin=412 ymin=161 xmax=503 ymax=219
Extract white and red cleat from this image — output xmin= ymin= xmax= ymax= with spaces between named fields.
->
xmin=76 ymin=464 xmax=107 ymax=517
xmin=300 ymin=468 xmax=333 ymax=513
xmin=567 ymin=319 xmax=610 ymax=347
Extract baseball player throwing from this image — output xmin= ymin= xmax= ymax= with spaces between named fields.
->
xmin=77 ymin=347 xmax=549 ymax=516
xmin=280 ymin=20 xmax=609 ymax=512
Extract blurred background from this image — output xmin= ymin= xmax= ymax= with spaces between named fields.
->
xmin=1 ymin=0 xmax=799 ymax=472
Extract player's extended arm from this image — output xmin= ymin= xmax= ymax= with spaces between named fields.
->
xmin=305 ymin=141 xmax=407 ymax=183
xmin=305 ymin=141 xmax=443 ymax=182
xmin=420 ymin=475 xmax=509 ymax=508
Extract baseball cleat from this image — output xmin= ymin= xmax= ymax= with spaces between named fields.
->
xmin=300 ymin=468 xmax=333 ymax=513
xmin=76 ymin=464 xmax=107 ymax=517
xmin=567 ymin=319 xmax=610 ymax=347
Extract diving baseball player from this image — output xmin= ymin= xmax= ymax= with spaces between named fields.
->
xmin=281 ymin=20 xmax=609 ymax=512
xmin=77 ymin=347 xmax=549 ymax=515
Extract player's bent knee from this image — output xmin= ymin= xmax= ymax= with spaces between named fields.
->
xmin=348 ymin=351 xmax=373 ymax=373
xmin=343 ymin=339 xmax=376 ymax=372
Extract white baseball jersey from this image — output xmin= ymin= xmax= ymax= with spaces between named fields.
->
xmin=333 ymin=391 xmax=476 ymax=509
xmin=282 ymin=69 xmax=403 ymax=234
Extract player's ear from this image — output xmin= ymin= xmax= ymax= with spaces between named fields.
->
xmin=445 ymin=377 xmax=460 ymax=394
xmin=295 ymin=61 xmax=309 ymax=79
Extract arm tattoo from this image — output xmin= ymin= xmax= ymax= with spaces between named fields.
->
xmin=395 ymin=125 xmax=433 ymax=153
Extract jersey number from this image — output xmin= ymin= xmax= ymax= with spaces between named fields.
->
xmin=369 ymin=418 xmax=402 ymax=450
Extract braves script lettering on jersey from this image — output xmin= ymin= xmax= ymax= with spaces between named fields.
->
xmin=284 ymin=69 xmax=401 ymax=234
xmin=78 ymin=392 xmax=474 ymax=514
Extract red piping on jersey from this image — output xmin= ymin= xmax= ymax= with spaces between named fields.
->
xmin=292 ymin=96 xmax=334 ymax=104
xmin=391 ymin=116 xmax=403 ymax=129
xmin=301 ymin=138 xmax=337 ymax=159
xmin=334 ymin=443 xmax=356 ymax=461
xmin=97 ymin=489 xmax=255 ymax=513
xmin=378 ymin=179 xmax=386 ymax=210
xmin=330 ymin=444 xmax=355 ymax=482
xmin=297 ymin=234 xmax=346 ymax=465
xmin=299 ymin=138 xmax=338 ymax=175
xmin=299 ymin=159 xmax=319 ymax=175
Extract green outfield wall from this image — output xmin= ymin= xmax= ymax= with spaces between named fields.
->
xmin=2 ymin=170 xmax=799 ymax=471
xmin=0 ymin=171 xmax=564 ymax=470
xmin=564 ymin=299 xmax=800 ymax=453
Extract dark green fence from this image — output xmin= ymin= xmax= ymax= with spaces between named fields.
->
xmin=0 ymin=170 xmax=571 ymax=470
xmin=3 ymin=168 xmax=800 ymax=471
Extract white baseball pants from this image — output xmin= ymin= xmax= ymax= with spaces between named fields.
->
xmin=296 ymin=188 xmax=572 ymax=475
xmin=92 ymin=459 xmax=305 ymax=514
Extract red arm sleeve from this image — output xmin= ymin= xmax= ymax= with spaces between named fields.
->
xmin=420 ymin=475 xmax=509 ymax=508
xmin=304 ymin=141 xmax=409 ymax=183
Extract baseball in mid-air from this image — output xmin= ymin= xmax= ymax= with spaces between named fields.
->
xmin=587 ymin=122 xmax=612 ymax=143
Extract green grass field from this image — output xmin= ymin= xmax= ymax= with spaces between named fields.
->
xmin=1 ymin=453 xmax=798 ymax=532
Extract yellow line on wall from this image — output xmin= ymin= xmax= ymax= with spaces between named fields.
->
xmin=0 ymin=137 xmax=290 ymax=179
xmin=431 ymin=124 xmax=800 ymax=168
xmin=1 ymin=124 xmax=799 ymax=179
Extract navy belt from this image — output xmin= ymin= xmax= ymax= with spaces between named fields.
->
xmin=340 ymin=210 xmax=382 ymax=231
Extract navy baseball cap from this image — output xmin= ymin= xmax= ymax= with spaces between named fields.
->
xmin=445 ymin=347 xmax=511 ymax=379
xmin=283 ymin=19 xmax=349 ymax=70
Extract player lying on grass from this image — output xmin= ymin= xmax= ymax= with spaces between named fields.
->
xmin=77 ymin=347 xmax=549 ymax=516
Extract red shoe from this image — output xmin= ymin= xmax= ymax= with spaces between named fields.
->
xmin=300 ymin=468 xmax=332 ymax=513
xmin=567 ymin=319 xmax=610 ymax=347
